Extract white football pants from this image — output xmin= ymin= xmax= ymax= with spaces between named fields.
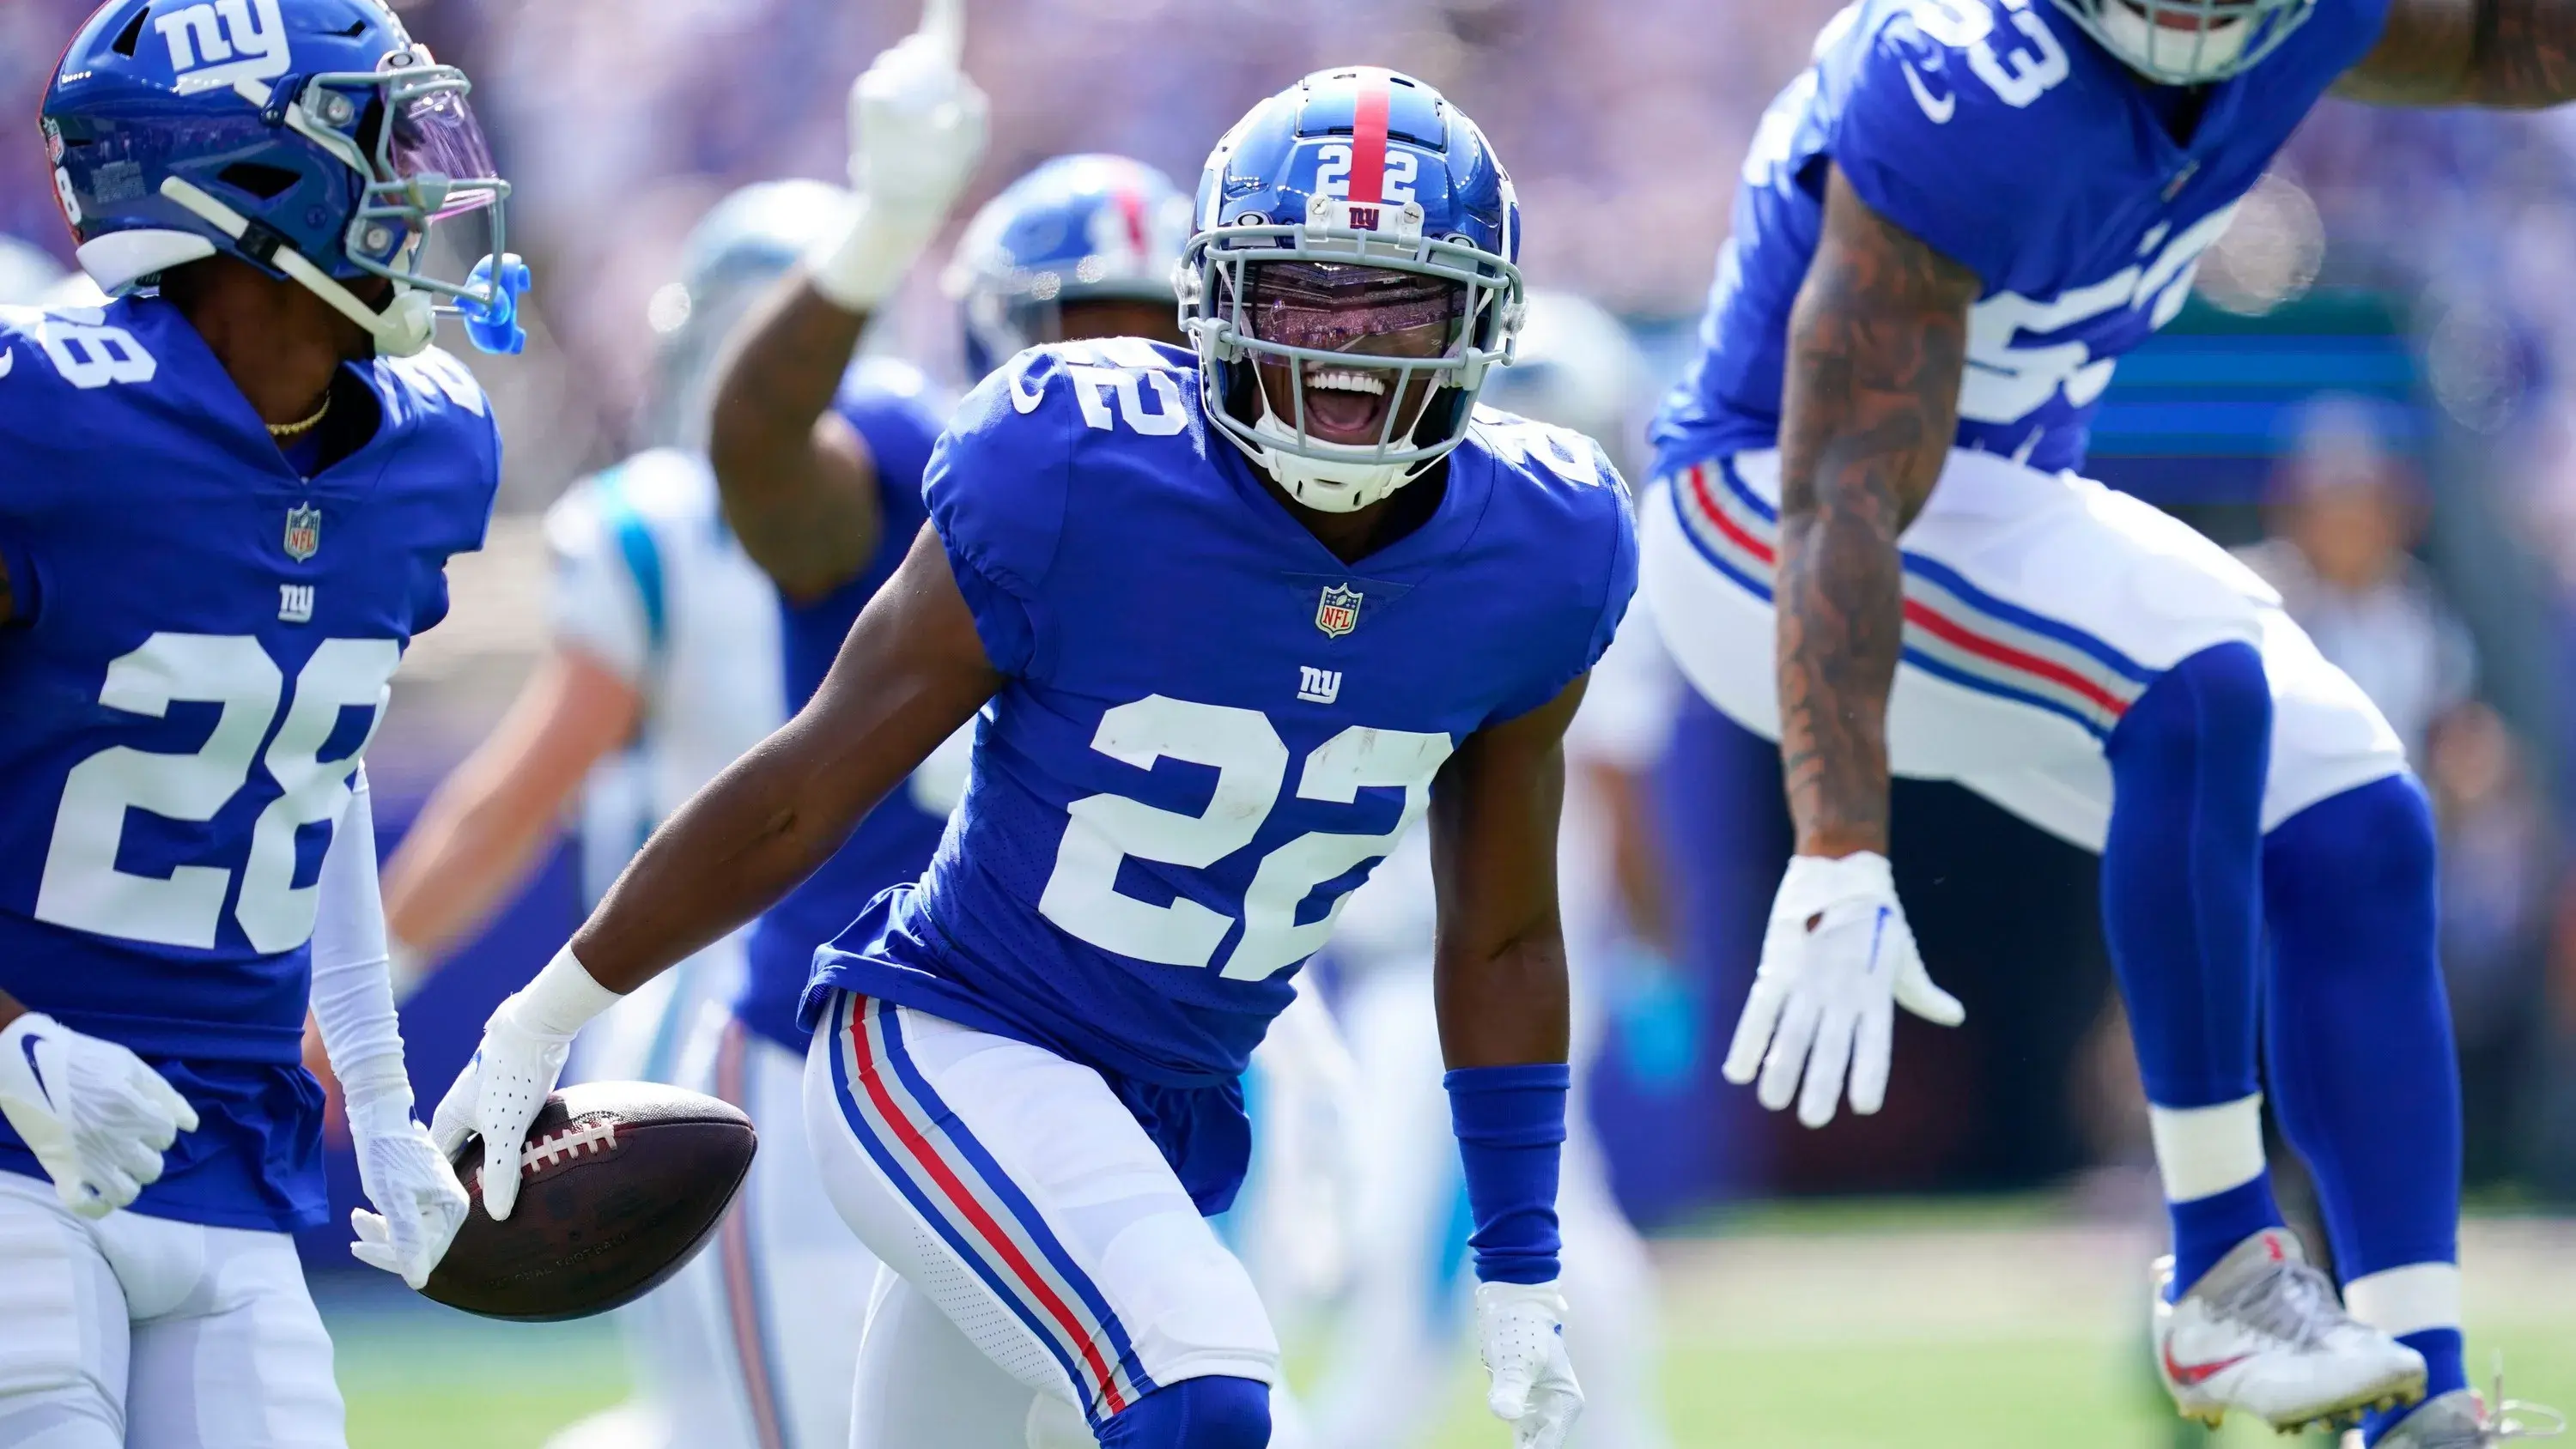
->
xmin=0 ymin=1170 xmax=343 ymax=1449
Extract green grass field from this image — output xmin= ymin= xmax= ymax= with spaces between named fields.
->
xmin=327 ymin=1204 xmax=2576 ymax=1449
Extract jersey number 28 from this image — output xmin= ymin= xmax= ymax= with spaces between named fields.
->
xmin=36 ymin=633 xmax=399 ymax=952
xmin=1040 ymin=694 xmax=1454 ymax=981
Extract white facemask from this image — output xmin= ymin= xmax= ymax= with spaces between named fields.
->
xmin=2095 ymin=1 xmax=2253 ymax=82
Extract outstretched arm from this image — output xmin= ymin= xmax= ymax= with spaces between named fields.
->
xmin=1773 ymin=165 xmax=1979 ymax=859
xmin=2336 ymin=0 xmax=2576 ymax=106
xmin=432 ymin=525 xmax=1001 ymax=1218
xmin=1431 ymin=676 xmax=1593 ymax=1445
xmin=571 ymin=525 xmax=1001 ymax=990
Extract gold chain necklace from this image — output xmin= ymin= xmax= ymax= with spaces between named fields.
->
xmin=267 ymin=393 xmax=332 ymax=440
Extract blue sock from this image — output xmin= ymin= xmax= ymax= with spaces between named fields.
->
xmin=2263 ymin=778 xmax=2467 ymax=1441
xmin=2103 ymin=643 xmax=2283 ymax=1293
xmin=1097 ymin=1375 xmax=1272 ymax=1449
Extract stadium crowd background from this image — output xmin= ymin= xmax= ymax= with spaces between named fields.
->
xmin=9 ymin=0 xmax=2576 ymax=1225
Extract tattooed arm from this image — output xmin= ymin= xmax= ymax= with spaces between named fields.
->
xmin=704 ymin=275 xmax=888 ymax=602
xmin=1772 ymin=166 xmax=1980 ymax=858
xmin=2336 ymin=0 xmax=2576 ymax=106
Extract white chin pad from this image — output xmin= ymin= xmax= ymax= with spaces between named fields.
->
xmin=1249 ymin=404 xmax=1409 ymax=512
xmin=2099 ymin=1 xmax=2252 ymax=79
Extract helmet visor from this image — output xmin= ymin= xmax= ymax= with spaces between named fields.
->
xmin=387 ymin=83 xmax=502 ymax=221
xmin=1242 ymin=262 xmax=1463 ymax=355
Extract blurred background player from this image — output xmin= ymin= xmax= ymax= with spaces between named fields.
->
xmin=0 ymin=0 xmax=528 ymax=1443
xmin=1305 ymin=289 xmax=1676 ymax=1449
xmin=1639 ymin=0 xmax=2576 ymax=1444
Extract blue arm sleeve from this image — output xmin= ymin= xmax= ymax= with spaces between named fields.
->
xmin=1445 ymin=1062 xmax=1571 ymax=1285
xmin=921 ymin=355 xmax=1074 ymax=680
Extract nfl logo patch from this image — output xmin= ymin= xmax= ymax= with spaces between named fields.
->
xmin=283 ymin=504 xmax=321 ymax=563
xmin=1315 ymin=584 xmax=1362 ymax=639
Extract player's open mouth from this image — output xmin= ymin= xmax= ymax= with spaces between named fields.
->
xmin=2116 ymin=0 xmax=2250 ymax=30
xmin=1300 ymin=361 xmax=1395 ymax=444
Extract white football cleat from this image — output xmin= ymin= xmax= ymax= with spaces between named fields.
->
xmin=2153 ymin=1228 xmax=2427 ymax=1433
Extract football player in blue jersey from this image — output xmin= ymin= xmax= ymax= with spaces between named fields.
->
xmin=0 ymin=1 xmax=526 ymax=1444
xmin=1642 ymin=1 xmax=2576 ymax=1444
xmin=440 ymin=62 xmax=1633 ymax=1449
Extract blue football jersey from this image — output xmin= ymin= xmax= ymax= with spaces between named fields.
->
xmin=1652 ymin=0 xmax=2389 ymax=479
xmin=800 ymin=339 xmax=1636 ymax=1088
xmin=733 ymin=358 xmax=949 ymax=1052
xmin=0 ymin=296 xmax=498 ymax=1229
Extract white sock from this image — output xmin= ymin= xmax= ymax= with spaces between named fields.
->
xmin=2148 ymin=1094 xmax=2268 ymax=1203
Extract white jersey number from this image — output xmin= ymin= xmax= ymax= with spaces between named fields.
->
xmin=1038 ymin=694 xmax=1454 ymax=980
xmin=37 ymin=633 xmax=398 ymax=950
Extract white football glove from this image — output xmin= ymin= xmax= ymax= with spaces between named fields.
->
xmin=346 ymin=1098 xmax=470 ymax=1289
xmin=1723 ymin=852 xmax=1964 ymax=1128
xmin=428 ymin=949 xmax=620 ymax=1222
xmin=0 ymin=1011 xmax=198 ymax=1219
xmin=810 ymin=0 xmax=988 ymax=310
xmin=1476 ymin=1280 xmax=1583 ymax=1449
xmin=429 ymin=1002 xmax=574 ymax=1223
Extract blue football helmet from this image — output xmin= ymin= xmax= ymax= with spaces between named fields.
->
xmin=42 ymin=0 xmax=520 ymax=356
xmin=643 ymin=178 xmax=857 ymax=450
xmin=1181 ymin=66 xmax=1523 ymax=513
xmin=945 ymin=154 xmax=1191 ymax=379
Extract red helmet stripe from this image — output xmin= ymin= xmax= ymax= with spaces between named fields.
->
xmin=1347 ymin=72 xmax=1390 ymax=205
xmin=1113 ymin=183 xmax=1149 ymax=259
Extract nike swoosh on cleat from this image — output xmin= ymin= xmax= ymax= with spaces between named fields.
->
xmin=2163 ymin=1342 xmax=2255 ymax=1388
xmin=20 ymin=1034 xmax=52 ymax=1109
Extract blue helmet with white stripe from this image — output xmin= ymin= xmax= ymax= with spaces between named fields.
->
xmin=42 ymin=0 xmax=519 ymax=356
xmin=1180 ymin=66 xmax=1523 ymax=513
xmin=945 ymin=154 xmax=1190 ymax=379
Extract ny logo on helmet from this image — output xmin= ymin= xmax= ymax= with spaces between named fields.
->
xmin=1315 ymin=584 xmax=1362 ymax=638
xmin=155 ymin=0 xmax=290 ymax=95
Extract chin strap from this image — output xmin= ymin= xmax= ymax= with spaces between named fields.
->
xmin=161 ymin=176 xmax=439 ymax=358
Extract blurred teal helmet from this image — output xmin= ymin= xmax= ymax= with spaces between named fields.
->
xmin=1474 ymin=289 xmax=1649 ymax=478
xmin=644 ymin=179 xmax=855 ymax=449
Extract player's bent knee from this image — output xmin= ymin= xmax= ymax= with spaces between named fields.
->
xmin=2109 ymin=641 xmax=2271 ymax=768
xmin=2267 ymin=772 xmax=2434 ymax=888
xmin=1097 ymin=1374 xmax=1272 ymax=1449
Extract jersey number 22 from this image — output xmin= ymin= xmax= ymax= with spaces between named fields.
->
xmin=1040 ymin=694 xmax=1454 ymax=981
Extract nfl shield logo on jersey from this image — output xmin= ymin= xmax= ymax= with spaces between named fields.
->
xmin=1315 ymin=584 xmax=1362 ymax=638
xmin=283 ymin=504 xmax=320 ymax=562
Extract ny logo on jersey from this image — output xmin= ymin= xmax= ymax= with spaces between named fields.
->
xmin=1315 ymin=584 xmax=1363 ymax=638
xmin=283 ymin=504 xmax=320 ymax=562
xmin=277 ymin=585 xmax=313 ymax=624
xmin=155 ymin=0 xmax=289 ymax=94
xmin=1297 ymin=666 xmax=1342 ymax=706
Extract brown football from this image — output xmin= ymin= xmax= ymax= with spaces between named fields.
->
xmin=423 ymin=1081 xmax=756 ymax=1322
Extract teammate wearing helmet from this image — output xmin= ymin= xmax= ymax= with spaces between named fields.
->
xmin=440 ymin=57 xmax=1627 ymax=1449
xmin=1643 ymin=1 xmax=2576 ymax=1444
xmin=1310 ymin=291 xmax=1678 ymax=1449
xmin=0 ymin=1 xmax=522 ymax=1443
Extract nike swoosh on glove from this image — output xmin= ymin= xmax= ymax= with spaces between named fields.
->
xmin=1477 ymin=1280 xmax=1583 ymax=1449
xmin=347 ymin=1099 xmax=470 ymax=1289
xmin=428 ymin=1001 xmax=573 ymax=1222
xmin=0 ymin=1011 xmax=198 ymax=1219
xmin=1722 ymin=852 xmax=1964 ymax=1128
